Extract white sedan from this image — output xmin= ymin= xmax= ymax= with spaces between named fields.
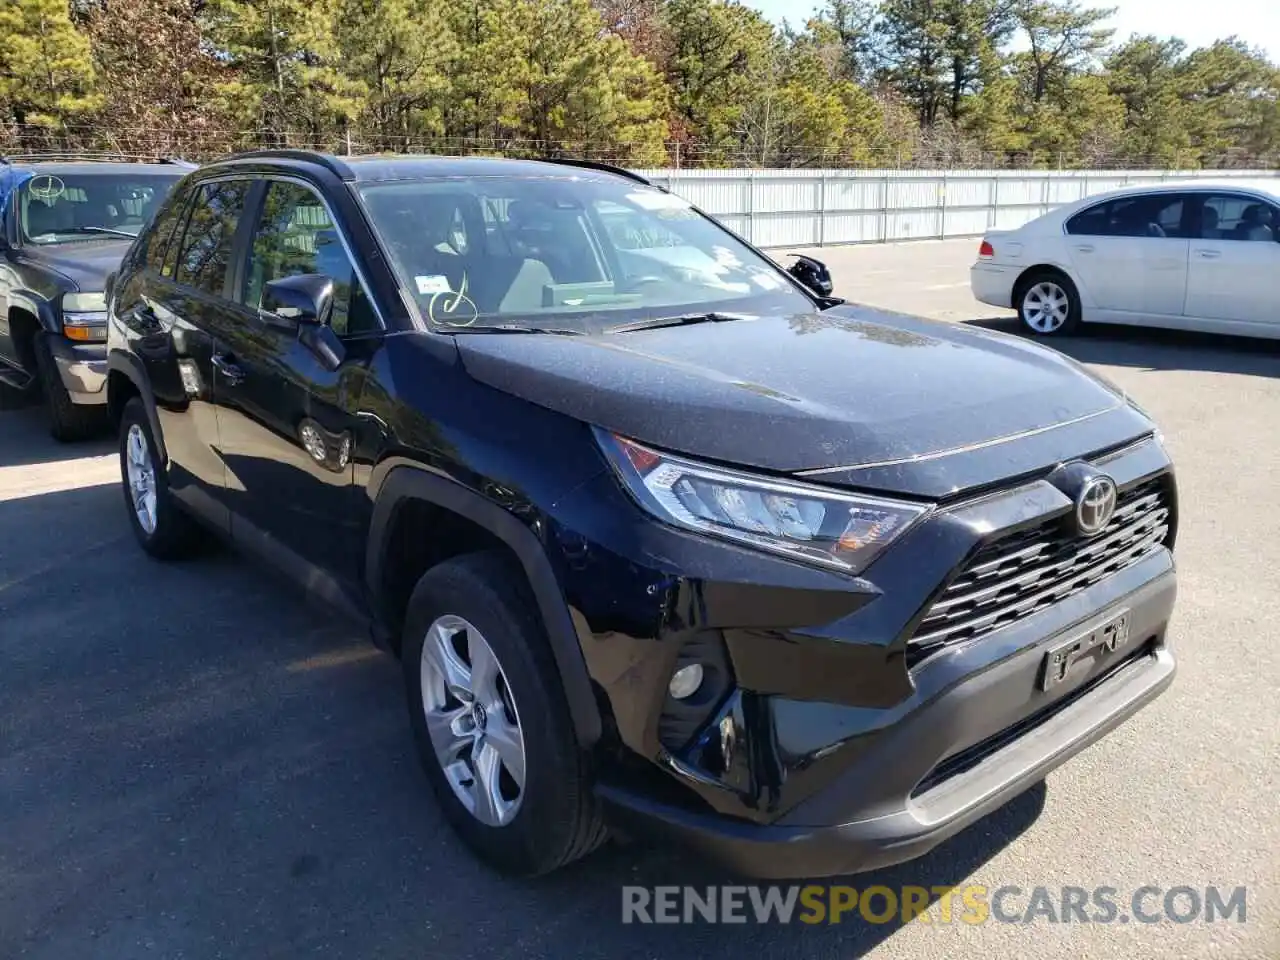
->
xmin=971 ymin=180 xmax=1280 ymax=338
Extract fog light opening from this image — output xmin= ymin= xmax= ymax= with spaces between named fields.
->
xmin=668 ymin=663 xmax=705 ymax=700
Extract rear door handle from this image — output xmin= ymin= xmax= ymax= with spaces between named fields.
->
xmin=1196 ymin=249 xmax=1222 ymax=259
xmin=211 ymin=353 xmax=245 ymax=386
xmin=1074 ymin=244 xmax=1095 ymax=253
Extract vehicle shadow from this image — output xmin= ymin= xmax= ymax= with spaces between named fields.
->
xmin=0 ymin=402 xmax=112 ymax=468
xmin=0 ymin=481 xmax=1046 ymax=960
xmin=522 ymin=783 xmax=1047 ymax=958
xmin=965 ymin=315 xmax=1280 ymax=378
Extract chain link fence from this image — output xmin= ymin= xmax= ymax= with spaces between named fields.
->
xmin=2 ymin=123 xmax=1278 ymax=172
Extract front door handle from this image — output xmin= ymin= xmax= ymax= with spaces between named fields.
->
xmin=211 ymin=353 xmax=245 ymax=386
xmin=1196 ymin=249 xmax=1222 ymax=259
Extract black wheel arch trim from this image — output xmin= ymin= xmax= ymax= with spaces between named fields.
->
xmin=7 ymin=291 xmax=61 ymax=334
xmin=106 ymin=349 xmax=167 ymax=464
xmin=365 ymin=463 xmax=603 ymax=747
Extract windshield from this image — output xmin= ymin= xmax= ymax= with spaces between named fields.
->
xmin=18 ymin=172 xmax=183 ymax=245
xmin=356 ymin=176 xmax=813 ymax=332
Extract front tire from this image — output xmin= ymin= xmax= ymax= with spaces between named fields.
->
xmin=402 ymin=550 xmax=607 ymax=876
xmin=33 ymin=333 xmax=106 ymax=442
xmin=118 ymin=397 xmax=201 ymax=559
xmin=1016 ymin=270 xmax=1082 ymax=337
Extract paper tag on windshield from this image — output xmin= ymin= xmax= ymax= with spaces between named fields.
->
xmin=415 ymin=275 xmax=451 ymax=295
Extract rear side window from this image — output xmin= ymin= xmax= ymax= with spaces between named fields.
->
xmin=1067 ymin=194 xmax=1188 ymax=238
xmin=140 ymin=181 xmax=194 ymax=273
xmin=1065 ymin=203 xmax=1111 ymax=236
xmin=171 ymin=180 xmax=251 ymax=295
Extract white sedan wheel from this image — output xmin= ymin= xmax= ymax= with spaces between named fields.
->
xmin=1022 ymin=280 xmax=1072 ymax=334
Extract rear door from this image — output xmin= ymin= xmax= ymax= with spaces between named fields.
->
xmin=1184 ymin=192 xmax=1280 ymax=329
xmin=128 ymin=178 xmax=254 ymax=529
xmin=1065 ymin=192 xmax=1191 ymax=318
xmin=210 ymin=178 xmax=381 ymax=609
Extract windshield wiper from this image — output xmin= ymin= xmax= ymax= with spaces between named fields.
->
xmin=609 ymin=312 xmax=756 ymax=334
xmin=443 ymin=323 xmax=582 ymax=335
xmin=40 ymin=226 xmax=139 ymax=240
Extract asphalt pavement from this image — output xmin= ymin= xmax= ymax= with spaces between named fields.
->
xmin=1 ymin=239 xmax=1276 ymax=958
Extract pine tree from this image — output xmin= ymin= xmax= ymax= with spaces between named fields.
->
xmin=200 ymin=0 xmax=358 ymax=146
xmin=335 ymin=0 xmax=458 ymax=151
xmin=0 ymin=0 xmax=100 ymax=138
xmin=444 ymin=0 xmax=668 ymax=163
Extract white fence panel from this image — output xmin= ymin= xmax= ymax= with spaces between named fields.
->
xmin=631 ymin=167 xmax=1279 ymax=247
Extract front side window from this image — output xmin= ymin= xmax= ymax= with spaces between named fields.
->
xmin=1199 ymin=194 xmax=1278 ymax=242
xmin=357 ymin=176 xmax=812 ymax=333
xmin=18 ymin=172 xmax=183 ymax=244
xmin=243 ymin=182 xmax=377 ymax=336
xmin=171 ymin=180 xmax=251 ymax=295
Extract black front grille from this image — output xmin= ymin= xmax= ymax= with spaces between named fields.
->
xmin=909 ymin=477 xmax=1171 ymax=661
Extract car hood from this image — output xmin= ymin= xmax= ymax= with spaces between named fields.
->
xmin=456 ymin=306 xmax=1152 ymax=500
xmin=23 ymin=239 xmax=133 ymax=291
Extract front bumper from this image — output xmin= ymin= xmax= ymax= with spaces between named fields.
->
xmin=599 ymin=566 xmax=1175 ymax=878
xmin=970 ymin=262 xmax=1015 ymax=309
xmin=550 ymin=432 xmax=1177 ymax=878
xmin=47 ymin=336 xmax=107 ymax=405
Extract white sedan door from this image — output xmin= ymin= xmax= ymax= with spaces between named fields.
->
xmin=1065 ymin=193 xmax=1190 ymax=319
xmin=1184 ymin=193 xmax=1279 ymax=328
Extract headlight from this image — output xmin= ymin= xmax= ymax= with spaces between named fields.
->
xmin=61 ymin=292 xmax=108 ymax=342
xmin=597 ymin=430 xmax=931 ymax=573
xmin=62 ymin=292 xmax=107 ymax=313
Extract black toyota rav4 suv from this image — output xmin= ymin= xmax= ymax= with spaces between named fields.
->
xmin=106 ymin=150 xmax=1177 ymax=878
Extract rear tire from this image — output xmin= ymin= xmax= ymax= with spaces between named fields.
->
xmin=118 ymin=397 xmax=201 ymax=559
xmin=33 ymin=333 xmax=107 ymax=442
xmin=402 ymin=550 xmax=607 ymax=876
xmin=1016 ymin=270 xmax=1082 ymax=337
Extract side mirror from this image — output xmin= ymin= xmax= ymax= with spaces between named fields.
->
xmin=263 ymin=274 xmax=335 ymax=326
xmin=787 ymin=255 xmax=834 ymax=298
xmin=263 ymin=274 xmax=345 ymax=371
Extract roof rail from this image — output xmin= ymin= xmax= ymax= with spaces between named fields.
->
xmin=0 ymin=152 xmax=195 ymax=166
xmin=216 ymin=149 xmax=355 ymax=181
xmin=537 ymin=157 xmax=651 ymax=185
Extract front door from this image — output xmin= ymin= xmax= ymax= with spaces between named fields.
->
xmin=1183 ymin=193 xmax=1279 ymax=329
xmin=1065 ymin=192 xmax=1191 ymax=319
xmin=211 ymin=179 xmax=381 ymax=612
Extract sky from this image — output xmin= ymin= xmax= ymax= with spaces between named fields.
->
xmin=744 ymin=0 xmax=1280 ymax=60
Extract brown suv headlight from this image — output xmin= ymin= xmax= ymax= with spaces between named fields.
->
xmin=61 ymin=292 xmax=108 ymax=342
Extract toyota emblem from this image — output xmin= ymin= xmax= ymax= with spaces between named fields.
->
xmin=1075 ymin=475 xmax=1118 ymax=536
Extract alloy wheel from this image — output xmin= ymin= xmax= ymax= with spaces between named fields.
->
xmin=1023 ymin=281 xmax=1071 ymax=333
xmin=124 ymin=423 xmax=158 ymax=535
xmin=419 ymin=614 xmax=526 ymax=827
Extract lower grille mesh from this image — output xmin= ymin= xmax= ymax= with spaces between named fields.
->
xmin=909 ymin=477 xmax=1171 ymax=661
